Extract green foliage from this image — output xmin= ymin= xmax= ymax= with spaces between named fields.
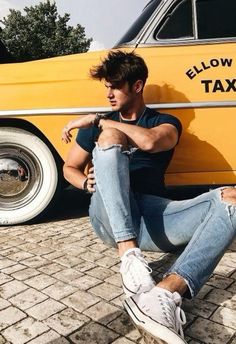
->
xmin=0 ymin=1 xmax=92 ymax=61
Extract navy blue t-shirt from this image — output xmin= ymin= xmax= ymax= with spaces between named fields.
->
xmin=76 ymin=107 xmax=182 ymax=196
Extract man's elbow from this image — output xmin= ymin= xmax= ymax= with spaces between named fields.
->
xmin=63 ymin=163 xmax=71 ymax=183
xmin=142 ymin=141 xmax=156 ymax=152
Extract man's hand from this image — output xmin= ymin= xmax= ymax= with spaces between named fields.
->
xmin=62 ymin=114 xmax=96 ymax=143
xmin=87 ymin=166 xmax=96 ymax=193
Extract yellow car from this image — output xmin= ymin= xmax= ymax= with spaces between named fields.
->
xmin=1 ymin=0 xmax=236 ymax=225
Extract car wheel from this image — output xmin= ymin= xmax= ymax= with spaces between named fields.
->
xmin=0 ymin=127 xmax=59 ymax=225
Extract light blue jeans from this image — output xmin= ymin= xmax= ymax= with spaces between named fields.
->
xmin=89 ymin=144 xmax=236 ymax=297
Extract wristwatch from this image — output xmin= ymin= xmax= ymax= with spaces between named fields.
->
xmin=93 ymin=113 xmax=107 ymax=128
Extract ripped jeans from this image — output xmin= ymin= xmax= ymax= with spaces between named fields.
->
xmin=89 ymin=144 xmax=236 ymax=297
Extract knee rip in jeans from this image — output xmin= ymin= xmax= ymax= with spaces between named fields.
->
xmin=220 ymin=187 xmax=236 ymax=205
xmin=95 ymin=142 xmax=137 ymax=155
xmin=219 ymin=187 xmax=236 ymax=218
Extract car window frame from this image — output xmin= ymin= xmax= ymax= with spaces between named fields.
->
xmin=130 ymin=0 xmax=236 ymax=47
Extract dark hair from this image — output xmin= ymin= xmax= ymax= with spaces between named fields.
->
xmin=90 ymin=50 xmax=148 ymax=89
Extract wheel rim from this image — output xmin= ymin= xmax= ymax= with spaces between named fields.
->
xmin=0 ymin=143 xmax=43 ymax=210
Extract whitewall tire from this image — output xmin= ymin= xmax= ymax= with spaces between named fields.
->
xmin=0 ymin=127 xmax=59 ymax=225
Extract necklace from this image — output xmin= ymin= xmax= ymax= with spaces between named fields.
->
xmin=119 ymin=106 xmax=146 ymax=126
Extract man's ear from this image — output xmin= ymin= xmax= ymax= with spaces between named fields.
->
xmin=134 ymin=80 xmax=144 ymax=93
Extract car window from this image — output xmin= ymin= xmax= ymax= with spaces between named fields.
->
xmin=155 ymin=0 xmax=193 ymax=40
xmin=196 ymin=0 xmax=236 ymax=39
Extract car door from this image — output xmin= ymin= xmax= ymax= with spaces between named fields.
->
xmin=135 ymin=0 xmax=236 ymax=186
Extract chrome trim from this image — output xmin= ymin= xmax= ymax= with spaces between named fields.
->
xmin=149 ymin=101 xmax=236 ymax=109
xmin=0 ymin=101 xmax=236 ymax=117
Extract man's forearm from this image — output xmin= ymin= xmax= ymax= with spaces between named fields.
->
xmin=99 ymin=119 xmax=176 ymax=153
xmin=63 ymin=165 xmax=87 ymax=190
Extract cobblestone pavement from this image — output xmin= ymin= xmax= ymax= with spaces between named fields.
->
xmin=0 ymin=189 xmax=236 ymax=344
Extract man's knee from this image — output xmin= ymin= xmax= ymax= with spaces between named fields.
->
xmin=97 ymin=128 xmax=128 ymax=148
xmin=221 ymin=187 xmax=236 ymax=205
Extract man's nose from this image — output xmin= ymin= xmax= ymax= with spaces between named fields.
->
xmin=107 ymin=88 xmax=113 ymax=98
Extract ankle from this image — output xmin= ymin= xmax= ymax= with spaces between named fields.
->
xmin=118 ymin=239 xmax=138 ymax=257
xmin=157 ymin=274 xmax=187 ymax=296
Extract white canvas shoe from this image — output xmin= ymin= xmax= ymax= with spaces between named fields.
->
xmin=124 ymin=286 xmax=187 ymax=344
xmin=120 ymin=248 xmax=155 ymax=297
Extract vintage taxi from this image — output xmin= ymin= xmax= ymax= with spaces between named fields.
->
xmin=0 ymin=0 xmax=236 ymax=225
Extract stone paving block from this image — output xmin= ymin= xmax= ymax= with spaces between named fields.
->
xmin=26 ymin=299 xmax=66 ymax=320
xmin=38 ymin=263 xmax=64 ymax=275
xmin=0 ymin=298 xmax=10 ymax=310
xmin=52 ymin=255 xmax=83 ymax=268
xmin=90 ymin=282 xmax=123 ymax=301
xmin=107 ymin=312 xmax=141 ymax=342
xmin=214 ymin=263 xmax=235 ymax=277
xmin=89 ymin=243 xmax=108 ymax=253
xmin=0 ymin=280 xmax=28 ymax=298
xmin=1 ymin=263 xmax=26 ymax=274
xmin=86 ymin=266 xmax=115 ymax=280
xmin=83 ymin=301 xmax=122 ymax=325
xmin=69 ymin=321 xmax=119 ymax=344
xmin=74 ymin=260 xmax=96 ymax=272
xmin=195 ymin=285 xmax=212 ymax=300
xmin=60 ymin=247 xmax=86 ymax=257
xmin=27 ymin=330 xmax=69 ymax=344
xmin=2 ymin=317 xmax=49 ymax=344
xmin=1 ymin=247 xmax=20 ymax=257
xmin=11 ymin=268 xmax=40 ymax=281
xmin=112 ymin=338 xmax=137 ymax=344
xmin=41 ymin=251 xmax=65 ymax=260
xmin=52 ymin=268 xmax=83 ymax=283
xmin=21 ymin=256 xmax=50 ymax=268
xmin=0 ymin=334 xmax=8 ymax=344
xmin=230 ymin=337 xmax=236 ymax=344
xmin=205 ymin=288 xmax=236 ymax=310
xmin=42 ymin=281 xmax=77 ymax=300
xmin=71 ymin=274 xmax=102 ymax=290
xmin=17 ymin=243 xmax=39 ymax=252
xmin=61 ymin=290 xmax=100 ymax=312
xmin=111 ymin=294 xmax=126 ymax=309
xmin=227 ymin=281 xmax=236 ymax=294
xmin=81 ymin=250 xmax=104 ymax=262
xmin=9 ymin=288 xmax=48 ymax=310
xmin=105 ymin=273 xmax=122 ymax=288
xmin=0 ymin=272 xmax=13 ymax=285
xmin=185 ymin=317 xmax=235 ymax=344
xmin=7 ymin=238 xmax=26 ymax=246
xmin=8 ymin=251 xmax=34 ymax=261
xmin=207 ymin=274 xmax=234 ymax=289
xmin=25 ymin=274 xmax=57 ymax=290
xmin=30 ymin=246 xmax=55 ymax=255
xmin=210 ymin=306 xmax=236 ymax=329
xmin=44 ymin=307 xmax=89 ymax=336
xmin=0 ymin=306 xmax=26 ymax=331
xmin=0 ymin=258 xmax=16 ymax=269
xmin=183 ymin=298 xmax=217 ymax=318
xmin=97 ymin=256 xmax=120 ymax=269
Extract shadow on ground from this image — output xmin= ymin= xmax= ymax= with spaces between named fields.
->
xmin=40 ymin=186 xmax=91 ymax=223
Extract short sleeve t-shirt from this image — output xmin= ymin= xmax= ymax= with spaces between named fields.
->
xmin=76 ymin=107 xmax=182 ymax=196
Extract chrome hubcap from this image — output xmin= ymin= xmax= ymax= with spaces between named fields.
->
xmin=0 ymin=144 xmax=42 ymax=210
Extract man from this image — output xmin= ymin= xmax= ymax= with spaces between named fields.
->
xmin=62 ymin=50 xmax=236 ymax=344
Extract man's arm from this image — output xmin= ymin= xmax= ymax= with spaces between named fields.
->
xmin=63 ymin=142 xmax=92 ymax=190
xmin=62 ymin=114 xmax=179 ymax=154
xmin=99 ymin=119 xmax=179 ymax=153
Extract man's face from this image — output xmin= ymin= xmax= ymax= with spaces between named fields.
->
xmin=104 ymin=81 xmax=137 ymax=112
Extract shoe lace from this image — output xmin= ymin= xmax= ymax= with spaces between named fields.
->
xmin=121 ymin=254 xmax=153 ymax=288
xmin=158 ymin=292 xmax=186 ymax=339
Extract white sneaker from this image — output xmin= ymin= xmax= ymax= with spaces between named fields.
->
xmin=124 ymin=287 xmax=187 ymax=344
xmin=120 ymin=248 xmax=155 ymax=297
